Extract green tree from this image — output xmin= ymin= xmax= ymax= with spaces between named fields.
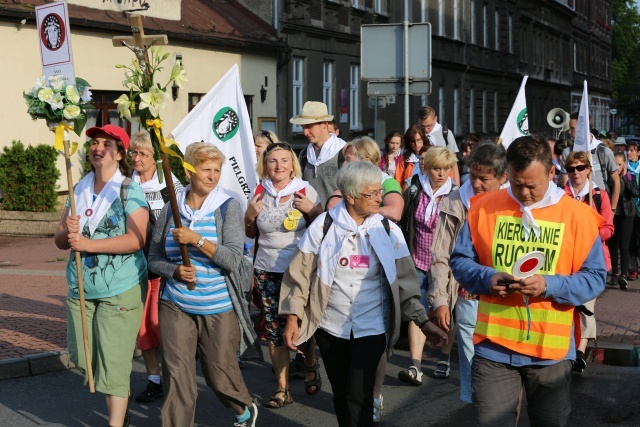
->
xmin=612 ymin=0 xmax=640 ymax=130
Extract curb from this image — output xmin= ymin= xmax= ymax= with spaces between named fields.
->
xmin=0 ymin=350 xmax=75 ymax=380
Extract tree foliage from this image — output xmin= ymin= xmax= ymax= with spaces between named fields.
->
xmin=612 ymin=0 xmax=640 ymax=129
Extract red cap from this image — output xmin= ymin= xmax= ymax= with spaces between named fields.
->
xmin=86 ymin=125 xmax=130 ymax=149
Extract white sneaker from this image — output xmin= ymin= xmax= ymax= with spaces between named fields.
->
xmin=373 ymin=395 xmax=383 ymax=423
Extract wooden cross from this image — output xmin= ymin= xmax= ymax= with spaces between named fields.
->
xmin=112 ymin=15 xmax=168 ymax=73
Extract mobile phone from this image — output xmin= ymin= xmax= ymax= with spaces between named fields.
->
xmin=497 ymin=279 xmax=518 ymax=286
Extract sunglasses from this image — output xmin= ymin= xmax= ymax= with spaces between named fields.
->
xmin=265 ymin=142 xmax=292 ymax=153
xmin=261 ymin=130 xmax=274 ymax=145
xmin=566 ymin=164 xmax=589 ymax=173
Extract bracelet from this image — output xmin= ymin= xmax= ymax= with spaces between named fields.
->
xmin=540 ymin=285 xmax=547 ymax=299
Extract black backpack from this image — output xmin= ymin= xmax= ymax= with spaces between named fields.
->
xmin=321 ymin=213 xmax=390 ymax=242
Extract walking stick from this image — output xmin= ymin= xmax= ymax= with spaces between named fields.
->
xmin=63 ymin=137 xmax=95 ymax=393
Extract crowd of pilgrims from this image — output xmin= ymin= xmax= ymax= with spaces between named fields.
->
xmin=54 ymin=101 xmax=625 ymax=427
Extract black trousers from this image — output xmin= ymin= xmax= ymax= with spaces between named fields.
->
xmin=315 ymin=328 xmax=386 ymax=427
xmin=611 ymin=215 xmax=634 ymax=275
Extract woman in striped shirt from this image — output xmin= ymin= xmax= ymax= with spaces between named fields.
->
xmin=148 ymin=142 xmax=257 ymax=427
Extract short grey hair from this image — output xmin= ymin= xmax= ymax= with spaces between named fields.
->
xmin=337 ymin=161 xmax=382 ymax=199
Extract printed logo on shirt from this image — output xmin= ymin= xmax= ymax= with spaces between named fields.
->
xmin=491 ymin=216 xmax=564 ymax=274
xmin=213 ymin=107 xmax=239 ymax=141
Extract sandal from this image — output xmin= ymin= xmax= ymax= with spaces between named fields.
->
xmin=433 ymin=361 xmax=451 ymax=379
xmin=398 ymin=366 xmax=423 ymax=385
xmin=264 ymin=387 xmax=293 ymax=409
xmin=305 ymin=362 xmax=322 ymax=395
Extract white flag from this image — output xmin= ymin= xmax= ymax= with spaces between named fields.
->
xmin=573 ymin=80 xmax=593 ymax=153
xmin=171 ymin=64 xmax=258 ymax=211
xmin=500 ymin=76 xmax=529 ymax=149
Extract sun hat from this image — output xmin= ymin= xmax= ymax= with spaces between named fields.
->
xmin=614 ymin=136 xmax=627 ymax=146
xmin=290 ymin=101 xmax=334 ymax=125
xmin=86 ymin=124 xmax=130 ymax=149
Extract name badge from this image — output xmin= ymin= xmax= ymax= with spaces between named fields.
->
xmin=350 ymin=255 xmax=370 ymax=268
xmin=149 ymin=199 xmax=165 ymax=211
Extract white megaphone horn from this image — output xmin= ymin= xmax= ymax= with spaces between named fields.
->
xmin=547 ymin=108 xmax=570 ymax=139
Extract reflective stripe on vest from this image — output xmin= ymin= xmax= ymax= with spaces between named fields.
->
xmin=468 ymin=191 xmax=603 ymax=360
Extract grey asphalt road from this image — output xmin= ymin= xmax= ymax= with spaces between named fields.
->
xmin=1 ymin=344 xmax=639 ymax=426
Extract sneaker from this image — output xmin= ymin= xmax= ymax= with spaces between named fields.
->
xmin=619 ymin=276 xmax=628 ymax=290
xmin=398 ymin=366 xmax=423 ymax=386
xmin=629 ymin=271 xmax=638 ymax=281
xmin=609 ymin=274 xmax=619 ymax=286
xmin=373 ymin=395 xmax=383 ymax=423
xmin=135 ymin=380 xmax=164 ymax=403
xmin=573 ymin=350 xmax=587 ymax=373
xmin=234 ymin=402 xmax=258 ymax=427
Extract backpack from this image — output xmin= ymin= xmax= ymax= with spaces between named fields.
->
xmin=300 ymin=147 xmax=345 ymax=171
xmin=321 ymin=213 xmax=391 ymax=242
xmin=584 ymin=188 xmax=603 ymax=214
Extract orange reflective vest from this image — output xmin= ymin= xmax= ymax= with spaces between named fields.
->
xmin=468 ymin=190 xmax=603 ymax=360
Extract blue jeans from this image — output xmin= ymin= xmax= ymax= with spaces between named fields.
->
xmin=455 ymin=298 xmax=478 ymax=403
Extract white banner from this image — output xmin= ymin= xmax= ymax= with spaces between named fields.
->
xmin=573 ymin=81 xmax=594 ymax=152
xmin=36 ymin=1 xmax=75 ymax=83
xmin=499 ymin=75 xmax=529 ymax=149
xmin=171 ymin=64 xmax=258 ymax=212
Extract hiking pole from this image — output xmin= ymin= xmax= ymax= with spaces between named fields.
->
xmin=63 ymin=138 xmax=95 ymax=393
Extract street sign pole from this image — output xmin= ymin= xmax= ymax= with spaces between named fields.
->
xmin=404 ymin=0 xmax=410 ymax=130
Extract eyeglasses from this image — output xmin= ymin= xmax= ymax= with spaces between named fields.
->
xmin=266 ymin=142 xmax=293 ymax=153
xmin=261 ymin=130 xmax=274 ymax=144
xmin=566 ymin=164 xmax=589 ymax=173
xmin=128 ymin=150 xmax=152 ymax=159
xmin=359 ymin=189 xmax=383 ymax=199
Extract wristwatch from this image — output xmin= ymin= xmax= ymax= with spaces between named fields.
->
xmin=195 ymin=236 xmax=205 ymax=248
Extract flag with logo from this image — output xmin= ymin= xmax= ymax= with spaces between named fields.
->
xmin=171 ymin=64 xmax=258 ymax=211
xmin=573 ymin=80 xmax=592 ymax=153
xmin=499 ymin=75 xmax=529 ymax=149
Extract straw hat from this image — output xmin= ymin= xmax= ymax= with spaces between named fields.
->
xmin=290 ymin=101 xmax=334 ymax=125
xmin=614 ymin=136 xmax=627 ymax=146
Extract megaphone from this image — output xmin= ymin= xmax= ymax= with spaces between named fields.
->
xmin=547 ymin=108 xmax=570 ymax=132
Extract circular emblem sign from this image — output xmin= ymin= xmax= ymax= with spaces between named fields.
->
xmin=212 ymin=107 xmax=239 ymax=141
xmin=40 ymin=13 xmax=66 ymax=51
xmin=516 ymin=108 xmax=529 ymax=136
xmin=512 ymin=251 xmax=545 ymax=279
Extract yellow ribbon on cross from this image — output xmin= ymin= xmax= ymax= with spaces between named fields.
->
xmin=146 ymin=118 xmax=195 ymax=172
xmin=53 ymin=122 xmax=78 ymax=155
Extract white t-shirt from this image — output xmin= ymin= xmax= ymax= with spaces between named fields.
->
xmin=254 ymin=186 xmax=319 ymax=273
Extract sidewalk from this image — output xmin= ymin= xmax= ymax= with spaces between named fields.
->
xmin=1 ymin=236 xmax=639 ymax=379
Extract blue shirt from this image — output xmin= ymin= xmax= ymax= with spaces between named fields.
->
xmin=162 ymin=208 xmax=232 ymax=316
xmin=450 ymin=221 xmax=606 ymax=366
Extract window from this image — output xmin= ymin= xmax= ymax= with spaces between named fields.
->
xmin=438 ymin=0 xmax=445 ymax=36
xmin=349 ymin=64 xmax=360 ymax=130
xmin=508 ymin=14 xmax=513 ymax=54
xmin=323 ymin=61 xmax=334 ymax=115
xmin=453 ymin=0 xmax=460 ymax=40
xmin=495 ymin=10 xmax=500 ymax=50
xmin=87 ymin=91 xmax=137 ymax=135
xmin=483 ymin=4 xmax=488 ymax=48
xmin=374 ymin=0 xmax=384 ymax=14
xmin=352 ymin=0 xmax=361 ymax=9
xmin=494 ymin=90 xmax=499 ymax=132
xmin=469 ymin=87 xmax=475 ymax=133
xmin=439 ymin=86 xmax=445 ymax=126
xmin=470 ymin=0 xmax=476 ymax=44
xmin=292 ymin=58 xmax=304 ymax=133
xmin=482 ymin=90 xmax=487 ymax=133
xmin=454 ymin=87 xmax=460 ymax=134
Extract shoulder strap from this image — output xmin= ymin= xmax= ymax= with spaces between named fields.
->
xmin=382 ymin=218 xmax=390 ymax=235
xmin=442 ymin=126 xmax=449 ymax=143
xmin=593 ymin=188 xmax=603 ymax=213
xmin=338 ymin=149 xmax=345 ymax=166
xmin=300 ymin=149 xmax=308 ymax=171
xmin=597 ymin=144 xmax=608 ymax=189
xmin=321 ymin=213 xmax=334 ymax=242
xmin=120 ymin=177 xmax=133 ymax=209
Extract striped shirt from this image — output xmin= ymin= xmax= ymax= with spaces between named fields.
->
xmin=161 ymin=209 xmax=232 ymax=315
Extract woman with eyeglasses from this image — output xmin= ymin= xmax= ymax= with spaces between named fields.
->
xmin=254 ymin=130 xmax=279 ymax=160
xmin=128 ymin=131 xmax=184 ymax=404
xmin=397 ymin=146 xmax=457 ymax=387
xmin=394 ymin=125 xmax=431 ymax=191
xmin=563 ymin=151 xmax=614 ymax=373
xmin=244 ymin=141 xmax=322 ymax=409
xmin=280 ymin=161 xmax=448 ymax=427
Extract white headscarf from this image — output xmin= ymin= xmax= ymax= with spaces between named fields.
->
xmin=306 ymin=134 xmax=346 ymax=172
xmin=260 ymin=177 xmax=308 ymax=207
xmin=418 ymin=171 xmax=453 ymax=222
xmin=74 ymin=169 xmax=125 ymax=236
xmin=177 ymin=185 xmax=232 ymax=229
xmin=426 ymin=122 xmax=442 ymax=145
xmin=569 ymin=180 xmax=599 ymax=202
xmin=507 ymin=181 xmax=566 ymax=239
xmin=132 ymin=169 xmax=165 ymax=194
